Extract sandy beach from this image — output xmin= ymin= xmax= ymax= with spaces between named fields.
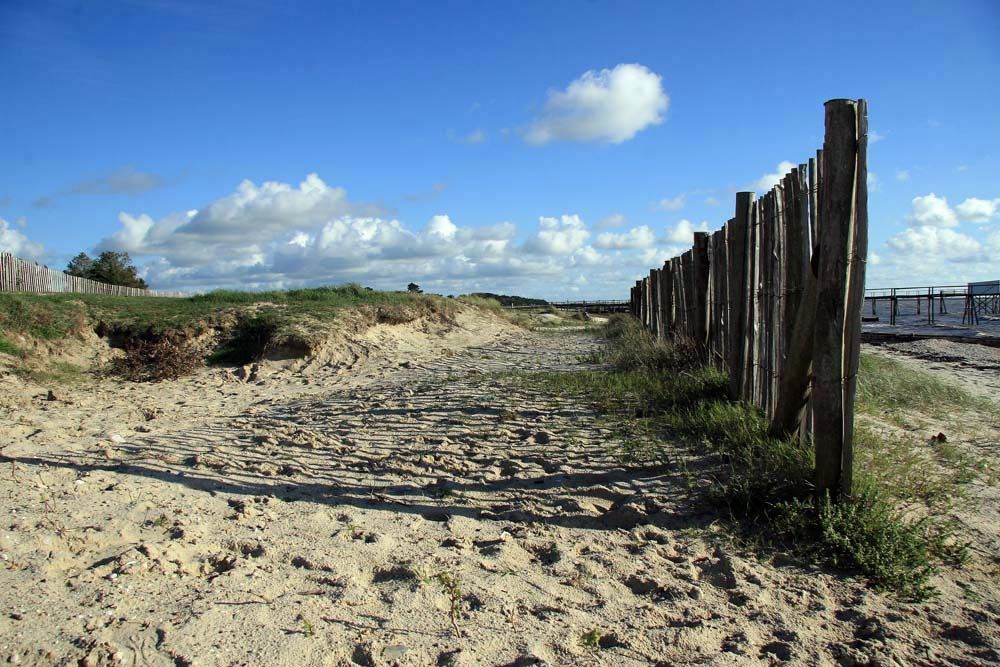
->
xmin=1 ymin=310 xmax=999 ymax=666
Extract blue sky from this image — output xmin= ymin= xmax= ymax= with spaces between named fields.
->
xmin=1 ymin=0 xmax=998 ymax=298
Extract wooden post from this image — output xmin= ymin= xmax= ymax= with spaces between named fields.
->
xmin=769 ymin=166 xmax=818 ymax=438
xmin=658 ymin=261 xmax=672 ymax=338
xmin=692 ymin=232 xmax=710 ymax=351
xmin=671 ymin=256 xmax=682 ymax=339
xmin=649 ymin=269 xmax=660 ymax=338
xmin=742 ymin=200 xmax=759 ymax=401
xmin=813 ymin=98 xmax=867 ymax=499
xmin=728 ymin=194 xmax=752 ymax=399
xmin=840 ymin=98 xmax=868 ymax=497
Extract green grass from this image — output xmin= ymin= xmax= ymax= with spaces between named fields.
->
xmin=16 ymin=360 xmax=89 ymax=386
xmin=0 ymin=285 xmax=452 ymax=340
xmin=457 ymin=295 xmax=534 ymax=328
xmin=0 ymin=333 xmax=22 ymax=356
xmin=518 ymin=315 xmax=983 ymax=600
xmin=0 ymin=285 xmax=466 ymax=381
xmin=856 ymin=353 xmax=998 ymax=420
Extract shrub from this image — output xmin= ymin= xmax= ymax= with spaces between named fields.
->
xmin=108 ymin=334 xmax=203 ymax=382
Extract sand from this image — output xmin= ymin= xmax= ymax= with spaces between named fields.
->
xmin=1 ymin=310 xmax=999 ymax=666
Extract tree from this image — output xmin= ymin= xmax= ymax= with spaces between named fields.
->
xmin=65 ymin=250 xmax=148 ymax=289
xmin=407 ymin=283 xmax=422 ymax=293
xmin=65 ymin=253 xmax=94 ymax=278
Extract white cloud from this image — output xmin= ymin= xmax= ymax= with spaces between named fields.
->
xmin=869 ymin=191 xmax=1000 ymax=286
xmin=464 ymin=129 xmax=486 ymax=144
xmin=573 ymin=245 xmax=604 ymax=266
xmin=92 ymin=174 xmax=706 ymax=298
xmin=426 ymin=214 xmax=458 ymax=241
xmin=895 ymin=169 xmax=910 ymax=182
xmin=869 ymin=130 xmax=887 ymax=143
xmin=596 ymin=213 xmax=627 ymax=228
xmin=886 ymin=226 xmax=981 ymax=260
xmin=907 ymin=193 xmax=959 ymax=228
xmin=524 ymin=63 xmax=669 ymax=145
xmin=955 ymin=197 xmax=1000 ymax=223
xmin=752 ymin=161 xmax=796 ymax=192
xmin=704 ymin=196 xmax=720 ymax=207
xmin=595 ymin=225 xmax=655 ymax=249
xmin=664 ymin=219 xmax=709 ymax=244
xmin=0 ymin=217 xmax=44 ymax=259
xmin=655 ymin=193 xmax=686 ymax=212
xmin=522 ymin=214 xmax=589 ymax=255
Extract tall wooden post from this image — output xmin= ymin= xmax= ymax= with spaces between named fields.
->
xmin=813 ymin=98 xmax=867 ymax=499
xmin=728 ymin=194 xmax=752 ymax=399
xmin=692 ymin=232 xmax=710 ymax=351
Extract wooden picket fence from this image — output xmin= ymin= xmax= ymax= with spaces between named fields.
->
xmin=0 ymin=252 xmax=182 ymax=297
xmin=629 ymin=99 xmax=868 ymax=497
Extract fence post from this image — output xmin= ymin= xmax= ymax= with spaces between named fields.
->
xmin=692 ymin=232 xmax=710 ymax=351
xmin=813 ymin=98 xmax=867 ymax=499
xmin=649 ymin=269 xmax=660 ymax=338
xmin=658 ymin=262 xmax=672 ymax=338
xmin=728 ymin=195 xmax=752 ymax=399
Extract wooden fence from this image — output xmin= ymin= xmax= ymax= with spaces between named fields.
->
xmin=0 ymin=252 xmax=182 ymax=297
xmin=629 ymin=99 xmax=868 ymax=497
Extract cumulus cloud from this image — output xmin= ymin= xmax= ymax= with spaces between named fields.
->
xmin=664 ymin=219 xmax=709 ymax=244
xmin=869 ymin=191 xmax=1000 ymax=286
xmin=655 ymin=193 xmax=685 ymax=212
xmin=596 ymin=213 xmax=626 ymax=228
xmin=907 ymin=193 xmax=959 ymax=228
xmin=92 ymin=174 xmax=655 ymax=296
xmin=886 ymin=226 xmax=981 ymax=261
xmin=595 ymin=226 xmax=655 ymax=250
xmin=524 ymin=64 xmax=668 ymax=145
xmin=0 ymin=217 xmax=44 ymax=259
xmin=955 ymin=197 xmax=1000 ymax=223
xmin=752 ymin=161 xmax=796 ymax=192
xmin=522 ymin=214 xmax=589 ymax=255
xmin=88 ymin=173 xmax=717 ymax=297
xmin=870 ymin=226 xmax=996 ymax=286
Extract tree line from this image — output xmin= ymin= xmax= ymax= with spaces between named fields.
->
xmin=64 ymin=251 xmax=148 ymax=289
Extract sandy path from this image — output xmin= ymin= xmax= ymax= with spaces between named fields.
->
xmin=2 ymin=325 xmax=999 ymax=666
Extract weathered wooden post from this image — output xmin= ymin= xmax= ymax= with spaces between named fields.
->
xmin=812 ymin=98 xmax=868 ymax=499
xmin=649 ymin=269 xmax=660 ymax=338
xmin=658 ymin=261 xmax=672 ymax=339
xmin=769 ymin=166 xmax=812 ymax=437
xmin=727 ymin=194 xmax=752 ymax=399
xmin=692 ymin=232 xmax=710 ymax=351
